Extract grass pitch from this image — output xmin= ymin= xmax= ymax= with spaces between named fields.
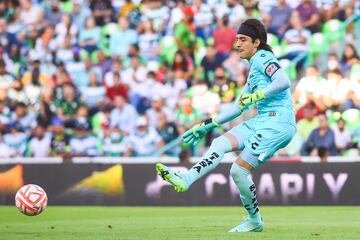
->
xmin=0 ymin=206 xmax=358 ymax=240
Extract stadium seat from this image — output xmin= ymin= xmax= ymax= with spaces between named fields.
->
xmin=279 ymin=59 xmax=297 ymax=80
xmin=267 ymin=33 xmax=281 ymax=57
xmin=160 ymin=35 xmax=178 ymax=64
xmin=341 ymin=109 xmax=360 ymax=131
xmin=322 ymin=19 xmax=345 ymax=43
xmin=307 ymin=32 xmax=327 ymax=65
xmin=100 ymin=23 xmax=119 ymax=57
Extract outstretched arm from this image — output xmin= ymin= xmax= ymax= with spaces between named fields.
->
xmin=183 ymin=85 xmax=250 ymax=145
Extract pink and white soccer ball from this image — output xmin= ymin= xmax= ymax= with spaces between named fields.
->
xmin=15 ymin=184 xmax=48 ymax=216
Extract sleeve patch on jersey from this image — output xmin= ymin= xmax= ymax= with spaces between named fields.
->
xmin=265 ymin=62 xmax=280 ymax=78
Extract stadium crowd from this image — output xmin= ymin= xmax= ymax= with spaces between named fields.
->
xmin=0 ymin=0 xmax=359 ymax=159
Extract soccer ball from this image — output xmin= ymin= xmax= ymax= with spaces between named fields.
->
xmin=15 ymin=184 xmax=48 ymax=216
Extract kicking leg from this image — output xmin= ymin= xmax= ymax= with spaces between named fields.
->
xmin=228 ymin=152 xmax=264 ymax=233
xmin=156 ymin=134 xmax=236 ymax=192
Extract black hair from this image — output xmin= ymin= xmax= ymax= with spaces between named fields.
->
xmin=240 ymin=19 xmax=273 ymax=53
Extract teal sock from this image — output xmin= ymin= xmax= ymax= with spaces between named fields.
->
xmin=184 ymin=136 xmax=232 ymax=186
xmin=230 ymin=163 xmax=261 ymax=221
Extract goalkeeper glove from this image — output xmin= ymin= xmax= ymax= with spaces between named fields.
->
xmin=238 ymin=90 xmax=266 ymax=108
xmin=182 ymin=118 xmax=221 ymax=146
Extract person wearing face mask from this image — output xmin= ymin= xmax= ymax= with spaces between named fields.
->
xmin=103 ymin=127 xmax=130 ymax=157
xmin=327 ymin=53 xmax=340 ymax=71
xmin=127 ymin=116 xmax=164 ymax=157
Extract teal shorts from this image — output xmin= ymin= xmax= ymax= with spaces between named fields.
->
xmin=227 ymin=114 xmax=296 ymax=165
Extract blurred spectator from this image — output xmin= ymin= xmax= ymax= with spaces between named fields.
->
xmin=0 ymin=18 xmax=19 ymax=56
xmin=214 ymin=0 xmax=247 ymax=29
xmin=146 ymin=96 xmax=173 ymax=128
xmin=49 ymin=117 xmax=70 ymax=157
xmin=89 ymin=0 xmax=113 ymax=26
xmin=55 ymin=14 xmax=78 ymax=43
xmin=301 ymin=113 xmax=338 ymax=156
xmin=315 ymin=0 xmax=339 ymax=21
xmin=322 ymin=69 xmax=350 ymax=109
xmin=0 ymin=1 xmax=17 ymax=23
xmin=56 ymin=35 xmax=75 ymax=64
xmin=55 ymin=83 xmax=82 ymax=125
xmin=7 ymin=80 xmax=28 ymax=105
xmin=72 ymin=0 xmax=92 ymax=31
xmin=19 ymin=0 xmax=44 ymax=30
xmin=0 ymin=132 xmax=16 ymax=157
xmin=79 ymin=16 xmax=101 ymax=54
xmin=266 ymin=0 xmax=293 ymax=39
xmin=26 ymin=125 xmax=51 ymax=157
xmin=37 ymin=94 xmax=55 ymax=128
xmin=327 ymin=53 xmax=341 ymax=72
xmin=281 ymin=12 xmax=311 ymax=69
xmin=156 ymin=111 xmax=180 ymax=156
xmin=80 ymin=72 xmax=106 ymax=109
xmin=167 ymin=0 xmax=186 ymax=33
xmin=109 ymin=17 xmax=138 ymax=57
xmin=103 ymin=127 xmax=130 ymax=156
xmin=138 ymin=19 xmax=161 ymax=61
xmin=340 ymin=43 xmax=360 ymax=75
xmin=106 ymin=72 xmax=128 ymax=101
xmin=123 ymin=56 xmax=150 ymax=113
xmin=4 ymin=121 xmax=27 ymax=156
xmin=0 ymin=100 xmax=11 ymax=133
xmin=295 ymin=0 xmax=321 ymax=33
xmin=201 ymin=44 xmax=225 ymax=87
xmin=192 ymin=0 xmax=213 ymax=41
xmin=171 ymin=50 xmax=194 ymax=82
xmin=0 ymin=59 xmax=15 ymax=90
xmin=175 ymin=96 xmax=203 ymax=135
xmin=210 ymin=66 xmax=236 ymax=103
xmin=163 ymin=71 xmax=188 ymax=110
xmin=223 ymin=50 xmax=247 ymax=83
xmin=11 ymin=102 xmax=36 ymax=132
xmin=332 ymin=117 xmax=352 ymax=155
xmin=44 ymin=0 xmax=63 ymax=26
xmin=104 ymin=60 xmax=122 ymax=87
xmin=70 ymin=118 xmax=99 ymax=156
xmin=21 ymin=57 xmax=49 ymax=87
xmin=174 ymin=6 xmax=196 ymax=56
xmin=293 ymin=66 xmax=327 ymax=111
xmin=297 ymin=102 xmax=319 ymax=141
xmin=141 ymin=0 xmax=169 ymax=34
xmin=110 ymin=95 xmax=137 ymax=135
xmin=127 ymin=115 xmax=164 ymax=156
xmin=212 ymin=16 xmax=237 ymax=60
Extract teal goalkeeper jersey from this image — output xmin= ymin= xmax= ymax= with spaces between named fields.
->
xmin=247 ymin=49 xmax=296 ymax=126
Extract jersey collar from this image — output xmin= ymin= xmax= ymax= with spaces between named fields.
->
xmin=249 ymin=49 xmax=265 ymax=65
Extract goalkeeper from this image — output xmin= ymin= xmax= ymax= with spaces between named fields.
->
xmin=156 ymin=18 xmax=296 ymax=233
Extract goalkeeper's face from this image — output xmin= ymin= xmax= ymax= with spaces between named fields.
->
xmin=234 ymin=34 xmax=259 ymax=60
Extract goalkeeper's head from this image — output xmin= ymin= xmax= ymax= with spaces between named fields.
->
xmin=234 ymin=18 xmax=272 ymax=59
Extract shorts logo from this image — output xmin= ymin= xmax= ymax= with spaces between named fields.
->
xmin=265 ymin=62 xmax=280 ymax=78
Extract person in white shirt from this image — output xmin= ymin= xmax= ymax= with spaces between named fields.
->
xmin=110 ymin=95 xmax=138 ymax=135
xmin=3 ymin=121 xmax=27 ymax=156
xmin=69 ymin=119 xmax=99 ymax=156
xmin=331 ymin=117 xmax=352 ymax=155
xmin=127 ymin=116 xmax=164 ymax=156
xmin=281 ymin=12 xmax=311 ymax=69
xmin=27 ymin=125 xmax=51 ymax=157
